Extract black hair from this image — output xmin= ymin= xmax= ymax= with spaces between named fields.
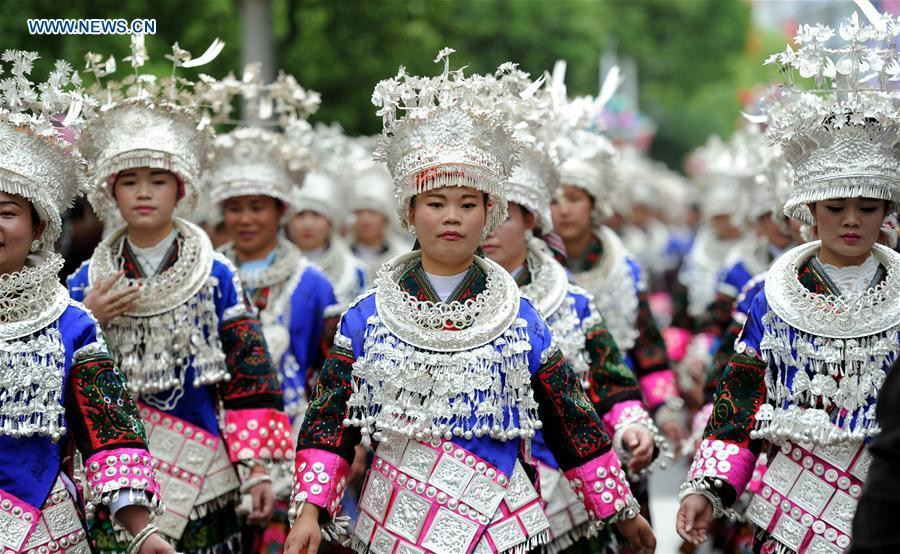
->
xmin=29 ymin=204 xmax=40 ymax=231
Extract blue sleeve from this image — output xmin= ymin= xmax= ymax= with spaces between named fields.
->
xmin=625 ymin=256 xmax=642 ymax=294
xmin=522 ymin=299 xmax=554 ymax=375
xmin=737 ymin=287 xmax=768 ymax=354
xmin=66 ymin=261 xmax=91 ymax=303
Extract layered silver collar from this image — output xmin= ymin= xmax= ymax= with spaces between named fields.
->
xmin=0 ymin=251 xmax=70 ymax=341
xmin=520 ymin=236 xmax=569 ymax=320
xmin=374 ymin=251 xmax=521 ymax=353
xmin=571 ymin=226 xmax=640 ymax=351
xmin=89 ymin=218 xmax=214 ymax=317
xmin=221 ymin=237 xmax=303 ymax=292
xmin=766 ymin=241 xmax=900 ymax=339
xmin=316 ymin=235 xmax=361 ymax=308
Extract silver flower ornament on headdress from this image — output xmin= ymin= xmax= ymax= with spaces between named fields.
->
xmin=372 ymin=48 xmax=521 ymax=236
xmin=490 ymin=64 xmax=561 ymax=231
xmin=76 ymin=36 xmax=225 ymax=220
xmin=764 ymin=5 xmax=900 ymax=223
xmin=0 ymin=50 xmax=93 ymax=247
xmin=201 ymin=63 xmax=320 ymax=209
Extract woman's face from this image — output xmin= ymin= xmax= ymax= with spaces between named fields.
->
xmin=408 ymin=186 xmax=486 ymax=269
xmin=551 ymin=185 xmax=594 ymax=241
xmin=710 ymin=213 xmax=743 ymax=240
xmin=482 ymin=202 xmax=533 ymax=273
xmin=812 ymin=197 xmax=887 ymax=263
xmin=757 ymin=213 xmax=793 ymax=250
xmin=287 ymin=210 xmax=332 ymax=251
xmin=222 ymin=195 xmax=284 ymax=259
xmin=112 ymin=167 xmax=179 ymax=232
xmin=354 ymin=209 xmax=388 ymax=246
xmin=0 ymin=192 xmax=43 ymax=275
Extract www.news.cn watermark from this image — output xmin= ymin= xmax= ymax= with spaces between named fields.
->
xmin=27 ymin=19 xmax=156 ymax=35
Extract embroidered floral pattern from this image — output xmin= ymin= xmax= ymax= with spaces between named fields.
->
xmin=68 ymin=355 xmax=146 ymax=451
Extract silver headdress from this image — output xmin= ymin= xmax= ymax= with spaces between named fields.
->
xmin=77 ymin=35 xmax=224 ymax=219
xmin=350 ymin=162 xmax=395 ymax=220
xmin=550 ymin=64 xmax=621 ymax=219
xmin=285 ymin=121 xmax=351 ymax=226
xmin=689 ymin=132 xmax=760 ymax=221
xmin=203 ymin=64 xmax=320 ymax=208
xmin=0 ymin=51 xmax=93 ymax=247
xmin=764 ymin=9 xmax=900 ymax=224
xmin=372 ymin=48 xmax=520 ymax=235
xmin=491 ymin=64 xmax=560 ymax=231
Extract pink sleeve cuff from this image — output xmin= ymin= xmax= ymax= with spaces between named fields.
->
xmin=662 ymin=327 xmax=692 ymax=363
xmin=688 ymin=439 xmax=757 ymax=496
xmin=288 ymin=448 xmax=351 ymax=521
xmin=223 ymin=408 xmax=295 ymax=464
xmin=564 ymin=449 xmax=633 ymax=521
xmin=639 ymin=369 xmax=677 ymax=409
xmin=601 ymin=400 xmax=647 ymax=437
xmin=83 ymin=447 xmax=163 ymax=514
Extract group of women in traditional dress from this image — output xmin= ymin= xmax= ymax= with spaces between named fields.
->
xmin=3 ymin=4 xmax=900 ymax=554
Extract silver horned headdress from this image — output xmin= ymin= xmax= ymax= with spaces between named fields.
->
xmin=491 ymin=64 xmax=561 ymax=231
xmin=0 ymin=50 xmax=93 ymax=247
xmin=203 ymin=64 xmax=320 ymax=208
xmin=764 ymin=8 xmax=900 ymax=223
xmin=371 ymin=48 xmax=520 ymax=235
xmin=77 ymin=35 xmax=224 ymax=220
xmin=550 ymin=63 xmax=621 ymax=219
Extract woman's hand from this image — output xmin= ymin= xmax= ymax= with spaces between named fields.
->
xmin=116 ymin=505 xmax=174 ymax=554
xmin=676 ymin=493 xmax=714 ymax=545
xmin=621 ymin=426 xmax=654 ymax=473
xmin=82 ymin=270 xmax=140 ymax=325
xmin=614 ymin=514 xmax=656 ymax=554
xmin=284 ymin=504 xmax=322 ymax=554
xmin=138 ymin=533 xmax=175 ymax=554
xmin=246 ymin=465 xmax=275 ymax=525
xmin=660 ymin=420 xmax=686 ymax=457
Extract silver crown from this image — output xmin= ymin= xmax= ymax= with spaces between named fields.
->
xmin=77 ymin=36 xmax=224 ymax=220
xmin=0 ymin=51 xmax=93 ymax=247
xmin=202 ymin=64 xmax=319 ymax=208
xmin=350 ymin=162 xmax=395 ymax=219
xmin=549 ymin=66 xmax=621 ymax=219
xmin=372 ymin=49 xmax=520 ymax=235
xmin=292 ymin=170 xmax=344 ymax=226
xmin=207 ymin=127 xmax=294 ymax=207
xmin=690 ymin=132 xmax=763 ymax=220
xmin=764 ymin=9 xmax=900 ymax=223
xmin=491 ymin=65 xmax=560 ymax=231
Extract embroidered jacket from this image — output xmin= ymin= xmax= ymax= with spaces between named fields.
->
xmin=683 ymin=243 xmax=900 ymax=553
xmin=67 ymin=220 xmax=293 ymax=542
xmin=0 ymin=299 xmax=162 ymax=553
xmin=290 ymin=255 xmax=638 ymax=553
xmin=223 ymin=240 xmax=340 ymax=422
xmin=566 ymin=228 xmax=677 ymax=414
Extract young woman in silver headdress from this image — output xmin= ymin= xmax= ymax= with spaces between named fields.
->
xmin=677 ymin=12 xmax=900 ymax=553
xmin=0 ymin=51 xmax=171 ymax=554
xmin=67 ymin=39 xmax=293 ymax=553
xmin=284 ymin=51 xmax=656 ymax=554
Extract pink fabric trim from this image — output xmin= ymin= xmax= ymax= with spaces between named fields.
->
xmin=690 ymin=403 xmax=713 ymax=442
xmin=223 ymin=408 xmax=295 ymax=464
xmin=564 ymin=449 xmax=632 ymax=521
xmin=0 ymin=487 xmax=41 ymax=551
xmin=662 ymin=326 xmax=692 ymax=363
xmin=83 ymin=447 xmax=162 ymax=506
xmin=688 ymin=439 xmax=757 ymax=495
xmin=601 ymin=400 xmax=647 ymax=437
xmin=639 ymin=369 xmax=676 ymax=409
xmin=291 ymin=448 xmax=350 ymax=518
